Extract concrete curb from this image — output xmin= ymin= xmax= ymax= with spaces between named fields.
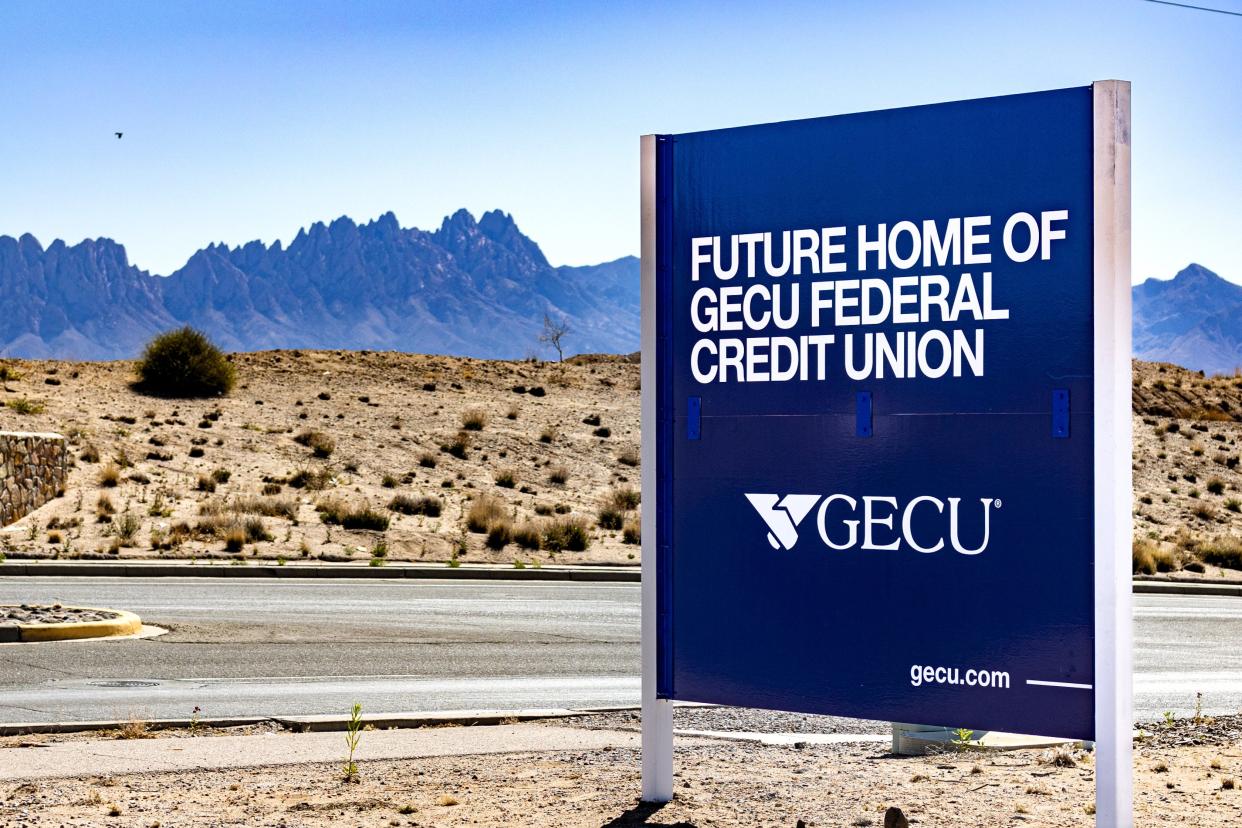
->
xmin=1 ymin=606 xmax=142 ymax=643
xmin=3 ymin=562 xmax=1240 ymax=594
xmin=0 ymin=560 xmax=640 ymax=582
xmin=0 ymin=706 xmax=623 ymax=737
xmin=1132 ymin=580 xmax=1242 ymax=597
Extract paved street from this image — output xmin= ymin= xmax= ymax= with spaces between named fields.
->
xmin=1 ymin=577 xmax=1239 ymax=725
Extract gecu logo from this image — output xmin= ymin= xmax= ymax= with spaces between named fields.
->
xmin=745 ymin=493 xmax=998 ymax=554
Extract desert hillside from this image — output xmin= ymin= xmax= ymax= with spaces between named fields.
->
xmin=0 ymin=351 xmax=640 ymax=567
xmin=2 ymin=352 xmax=1242 ymax=575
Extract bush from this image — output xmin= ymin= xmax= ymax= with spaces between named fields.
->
xmin=6 ymin=398 xmax=44 ymax=415
xmin=1199 ymin=538 xmax=1242 ymax=571
xmin=294 ymin=429 xmax=335 ymax=458
xmin=593 ymin=426 xmax=612 ymax=438
xmin=539 ymin=426 xmax=557 ymax=444
xmin=196 ymin=474 xmax=217 ymax=493
xmin=486 ymin=519 xmax=512 ymax=550
xmin=418 ymin=452 xmax=438 ymax=469
xmin=461 ymin=408 xmax=488 ymax=431
xmin=388 ymin=494 xmax=442 ymax=517
xmin=288 ymin=466 xmax=332 ymax=490
xmin=622 ymin=518 xmax=641 ymax=545
xmin=495 ymin=470 xmax=516 ymax=489
xmin=381 ymin=474 xmax=399 ymax=489
xmin=543 ymin=517 xmax=590 ymax=552
xmin=548 ymin=466 xmax=569 ymax=485
xmin=1132 ymin=539 xmax=1175 ymax=574
xmin=135 ymin=327 xmax=235 ymax=398
xmin=316 ymin=499 xmax=390 ymax=531
xmin=99 ymin=463 xmax=121 ymax=488
xmin=466 ymin=495 xmax=505 ymax=534
xmin=224 ymin=530 xmax=246 ymax=552
xmin=512 ymin=522 xmax=542 ymax=550
xmin=1207 ymin=478 xmax=1226 ymax=495
xmin=442 ymin=431 xmax=471 ymax=459
xmin=231 ymin=497 xmax=298 ymax=520
xmin=617 ymin=449 xmax=639 ymax=467
xmin=211 ymin=468 xmax=231 ymax=484
xmin=598 ymin=505 xmax=624 ymax=530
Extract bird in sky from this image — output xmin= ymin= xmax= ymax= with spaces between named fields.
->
xmin=115 ymin=132 xmax=123 ymax=139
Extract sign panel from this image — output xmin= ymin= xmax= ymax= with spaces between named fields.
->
xmin=651 ymin=87 xmax=1120 ymax=740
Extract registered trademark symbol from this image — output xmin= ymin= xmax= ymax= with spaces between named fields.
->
xmin=993 ymin=499 xmax=1003 ymax=509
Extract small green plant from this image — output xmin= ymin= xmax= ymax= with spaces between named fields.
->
xmin=5 ymin=397 xmax=44 ymax=415
xmin=1162 ymin=710 xmax=1177 ymax=727
xmin=135 ymin=326 xmax=235 ymax=397
xmin=115 ymin=512 xmax=142 ymax=545
xmin=343 ymin=702 xmax=363 ymax=781
xmin=951 ymin=727 xmax=974 ymax=751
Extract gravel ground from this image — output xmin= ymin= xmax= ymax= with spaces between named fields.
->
xmin=557 ymin=706 xmax=891 ymax=735
xmin=0 ymin=604 xmax=120 ymax=625
xmin=5 ymin=733 xmax=1242 ymax=827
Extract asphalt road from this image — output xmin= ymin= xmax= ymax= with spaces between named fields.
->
xmin=0 ymin=577 xmax=1239 ymax=726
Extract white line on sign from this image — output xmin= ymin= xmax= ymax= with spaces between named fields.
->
xmin=1026 ymin=680 xmax=1094 ymax=690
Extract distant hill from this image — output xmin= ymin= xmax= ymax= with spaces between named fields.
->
xmin=0 ymin=210 xmax=639 ymax=361
xmin=1133 ymin=264 xmax=1242 ymax=376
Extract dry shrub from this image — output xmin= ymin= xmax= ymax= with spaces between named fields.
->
xmin=547 ymin=466 xmax=569 ymax=485
xmin=1199 ymin=537 xmax=1242 ymax=571
xmin=486 ymin=517 xmax=512 ymax=550
xmin=622 ymin=518 xmax=641 ymax=545
xmin=543 ymin=516 xmax=590 ymax=552
xmin=617 ymin=448 xmax=639 ymax=467
xmin=1132 ymin=539 xmax=1176 ymax=574
xmin=294 ymin=429 xmax=335 ymax=458
xmin=388 ymin=494 xmax=442 ymax=517
xmin=466 ymin=495 xmax=505 ymax=534
xmin=461 ymin=408 xmax=488 ymax=431
xmin=512 ymin=521 xmax=542 ymax=550
xmin=98 ymin=463 xmax=120 ymax=488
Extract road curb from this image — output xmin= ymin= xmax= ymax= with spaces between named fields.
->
xmin=0 ymin=561 xmax=640 ymax=582
xmin=3 ymin=563 xmax=1239 ymax=594
xmin=2 ymin=606 xmax=142 ymax=643
xmin=0 ymin=707 xmax=616 ymax=737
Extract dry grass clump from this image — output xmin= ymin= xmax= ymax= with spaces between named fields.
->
xmin=547 ymin=466 xmax=569 ymax=485
xmin=196 ymin=474 xmax=217 ymax=493
xmin=622 ymin=518 xmax=641 ymax=545
xmin=617 ymin=448 xmax=639 ymax=467
xmin=1198 ymin=536 xmax=1242 ymax=571
xmin=1132 ymin=539 xmax=1177 ymax=574
xmin=229 ymin=496 xmax=298 ymax=520
xmin=294 ymin=429 xmax=335 ymax=458
xmin=512 ymin=521 xmax=542 ymax=550
xmin=598 ymin=486 xmax=640 ymax=530
xmin=466 ymin=495 xmax=506 ymax=534
xmin=542 ymin=516 xmax=591 ymax=552
xmin=115 ymin=719 xmax=152 ymax=740
xmin=315 ymin=499 xmax=390 ymax=531
xmin=461 ymin=408 xmax=488 ymax=431
xmin=98 ymin=463 xmax=121 ymax=488
xmin=495 ymin=469 xmax=517 ymax=489
xmin=485 ymin=518 xmax=512 ymax=550
xmin=286 ymin=466 xmax=333 ymax=491
xmin=96 ymin=494 xmax=116 ymax=517
xmin=442 ymin=431 xmax=471 ymax=459
xmin=418 ymin=452 xmax=438 ymax=469
xmin=539 ymin=425 xmax=557 ymax=444
xmin=387 ymin=494 xmax=442 ymax=517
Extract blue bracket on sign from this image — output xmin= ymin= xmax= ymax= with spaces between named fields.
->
xmin=1052 ymin=389 xmax=1070 ymax=438
xmin=856 ymin=392 xmax=873 ymax=438
xmin=687 ymin=396 xmax=701 ymax=441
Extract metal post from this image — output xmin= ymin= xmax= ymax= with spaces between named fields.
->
xmin=1092 ymin=78 xmax=1133 ymax=828
xmin=640 ymin=133 xmax=674 ymax=802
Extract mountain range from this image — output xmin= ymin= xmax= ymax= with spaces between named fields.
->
xmin=0 ymin=210 xmax=639 ymax=361
xmin=1 ymin=213 xmax=1237 ymax=374
xmin=1133 ymin=263 xmax=1242 ymax=375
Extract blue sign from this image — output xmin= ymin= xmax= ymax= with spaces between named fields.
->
xmin=654 ymin=87 xmax=1098 ymax=739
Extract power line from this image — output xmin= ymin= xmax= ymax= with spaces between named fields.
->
xmin=1142 ymin=0 xmax=1242 ymax=17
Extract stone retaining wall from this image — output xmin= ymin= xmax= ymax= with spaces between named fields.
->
xmin=0 ymin=432 xmax=67 ymax=527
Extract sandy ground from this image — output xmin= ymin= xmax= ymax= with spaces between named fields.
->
xmin=0 ymin=351 xmax=641 ymax=568
xmin=2 ymin=723 xmax=1241 ymax=827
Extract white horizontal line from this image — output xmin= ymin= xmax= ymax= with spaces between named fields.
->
xmin=1026 ymin=679 xmax=1093 ymax=690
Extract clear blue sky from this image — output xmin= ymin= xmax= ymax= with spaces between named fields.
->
xmin=1 ymin=0 xmax=1238 ymax=283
